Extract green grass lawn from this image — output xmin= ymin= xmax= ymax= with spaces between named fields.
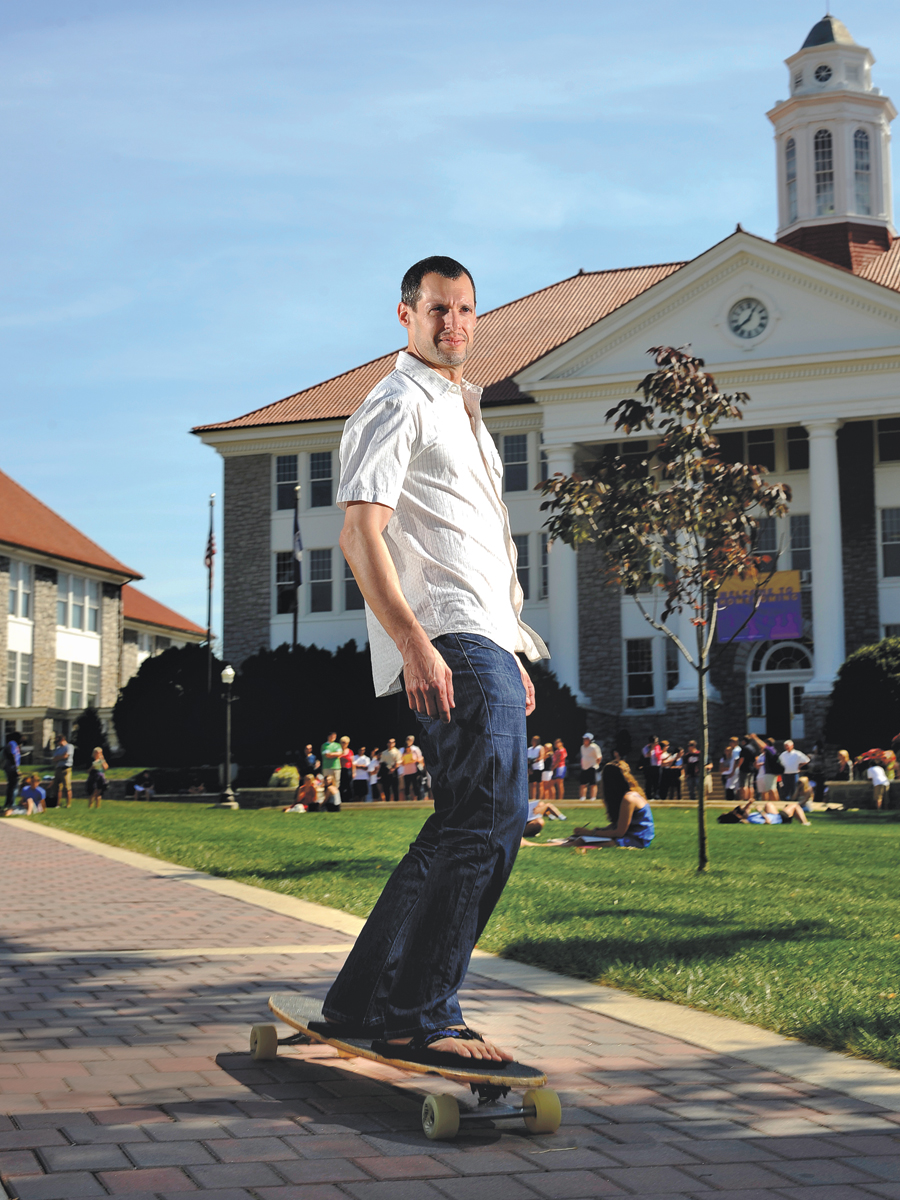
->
xmin=20 ymin=801 xmax=900 ymax=1069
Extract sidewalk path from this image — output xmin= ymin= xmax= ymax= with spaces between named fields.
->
xmin=3 ymin=822 xmax=900 ymax=1200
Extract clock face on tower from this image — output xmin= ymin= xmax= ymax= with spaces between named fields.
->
xmin=728 ymin=298 xmax=769 ymax=339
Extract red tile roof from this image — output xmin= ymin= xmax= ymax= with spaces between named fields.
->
xmin=193 ymin=236 xmax=900 ymax=436
xmin=192 ymin=263 xmax=687 ymax=432
xmin=0 ymin=468 xmax=141 ymax=579
xmin=122 ymin=585 xmax=206 ymax=636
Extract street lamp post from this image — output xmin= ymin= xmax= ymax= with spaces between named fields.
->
xmin=217 ymin=664 xmax=239 ymax=809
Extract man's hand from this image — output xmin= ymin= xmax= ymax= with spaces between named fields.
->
xmin=403 ymin=639 xmax=455 ymax=723
xmin=518 ymin=659 xmax=536 ymax=716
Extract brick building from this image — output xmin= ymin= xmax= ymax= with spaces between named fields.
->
xmin=1 ymin=469 xmax=205 ymax=756
xmin=194 ymin=16 xmax=900 ymax=751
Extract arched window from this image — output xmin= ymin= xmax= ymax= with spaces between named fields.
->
xmin=814 ymin=129 xmax=834 ymax=215
xmin=785 ymin=138 xmax=798 ymax=223
xmin=854 ymin=128 xmax=871 ymax=215
xmin=764 ymin=644 xmax=812 ymax=672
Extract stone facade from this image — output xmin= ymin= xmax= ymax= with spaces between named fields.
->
xmin=223 ymin=454 xmax=271 ymax=665
xmin=577 ymin=542 xmax=623 ymax=750
xmin=100 ymin=584 xmax=122 ymax=709
xmin=31 ymin=567 xmax=57 ymax=709
xmin=120 ymin=632 xmax=140 ymax=687
xmin=838 ymin=420 xmax=880 ymax=655
xmin=0 ymin=557 xmax=8 ymax=707
xmin=801 ymin=693 xmax=832 ymax=749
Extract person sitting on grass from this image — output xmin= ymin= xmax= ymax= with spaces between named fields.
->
xmin=132 ymin=771 xmax=155 ymax=801
xmin=284 ymin=774 xmax=319 ymax=812
xmin=523 ymin=762 xmax=654 ymax=849
xmin=717 ymin=798 xmax=810 ymax=825
xmin=521 ymin=796 xmax=567 ymax=840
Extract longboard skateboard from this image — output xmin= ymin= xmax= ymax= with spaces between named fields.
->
xmin=251 ymin=992 xmax=561 ymax=1140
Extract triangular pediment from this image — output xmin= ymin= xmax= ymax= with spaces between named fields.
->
xmin=515 ymin=231 xmax=900 ymax=390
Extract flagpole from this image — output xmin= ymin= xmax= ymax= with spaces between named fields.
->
xmin=206 ymin=493 xmax=215 ymax=693
xmin=293 ymin=484 xmax=301 ymax=649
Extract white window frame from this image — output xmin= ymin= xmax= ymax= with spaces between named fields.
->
xmin=8 ymin=559 xmax=33 ymax=621
xmin=57 ymin=572 xmax=101 ymax=633
xmin=6 ymin=651 xmax=32 ymax=708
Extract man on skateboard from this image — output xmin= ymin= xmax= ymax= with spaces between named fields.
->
xmin=321 ymin=255 xmax=547 ymax=1065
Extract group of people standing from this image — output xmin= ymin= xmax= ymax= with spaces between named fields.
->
xmin=2 ymin=731 xmax=108 ymax=815
xmin=639 ymin=737 xmax=704 ymax=801
xmin=295 ymin=733 xmax=430 ymax=808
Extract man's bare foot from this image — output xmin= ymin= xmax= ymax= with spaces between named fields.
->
xmin=387 ymin=1027 xmax=512 ymax=1062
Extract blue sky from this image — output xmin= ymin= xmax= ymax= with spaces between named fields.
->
xmin=3 ymin=1 xmax=899 ymax=631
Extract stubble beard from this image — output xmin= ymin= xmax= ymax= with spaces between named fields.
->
xmin=414 ymin=329 xmax=469 ymax=368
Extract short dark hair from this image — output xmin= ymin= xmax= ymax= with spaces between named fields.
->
xmin=400 ymin=256 xmax=476 ymax=310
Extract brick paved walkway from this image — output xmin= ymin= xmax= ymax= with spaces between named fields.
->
xmin=3 ymin=823 xmax=900 ymax=1200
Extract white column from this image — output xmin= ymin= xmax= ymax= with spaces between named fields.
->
xmin=544 ymin=444 xmax=587 ymax=703
xmin=806 ymin=419 xmax=845 ymax=694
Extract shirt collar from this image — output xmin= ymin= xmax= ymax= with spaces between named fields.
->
xmin=395 ymin=351 xmax=483 ymax=410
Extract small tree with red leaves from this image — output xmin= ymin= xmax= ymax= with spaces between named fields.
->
xmin=539 ymin=346 xmax=792 ymax=871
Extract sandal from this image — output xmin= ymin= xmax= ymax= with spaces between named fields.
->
xmin=372 ymin=1027 xmax=506 ymax=1068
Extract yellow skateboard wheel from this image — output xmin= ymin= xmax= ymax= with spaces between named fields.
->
xmin=523 ymin=1087 xmax=562 ymax=1134
xmin=421 ymin=1093 xmax=460 ymax=1140
xmin=250 ymin=1023 xmax=278 ymax=1060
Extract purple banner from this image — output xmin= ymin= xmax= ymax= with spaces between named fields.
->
xmin=716 ymin=571 xmax=803 ymax=642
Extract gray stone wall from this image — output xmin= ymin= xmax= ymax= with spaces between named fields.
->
xmin=32 ymin=566 xmax=58 ymax=710
xmin=120 ymin=633 xmax=140 ymax=688
xmin=838 ymin=420 xmax=880 ymax=654
xmin=224 ymin=454 xmax=271 ymax=665
xmin=577 ymin=541 xmax=622 ymax=747
xmin=802 ymin=693 xmax=832 ymax=749
xmin=100 ymin=583 xmax=122 ymax=709
xmin=0 ymin=557 xmax=9 ymax=712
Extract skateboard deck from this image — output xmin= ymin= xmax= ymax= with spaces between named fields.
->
xmin=251 ymin=992 xmax=560 ymax=1140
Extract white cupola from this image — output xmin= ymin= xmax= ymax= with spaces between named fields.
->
xmin=767 ymin=15 xmax=896 ymax=269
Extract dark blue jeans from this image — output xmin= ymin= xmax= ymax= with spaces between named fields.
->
xmin=323 ymin=633 xmax=528 ymax=1038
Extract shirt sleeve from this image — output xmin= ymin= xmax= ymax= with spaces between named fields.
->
xmin=336 ymin=395 xmax=418 ymax=511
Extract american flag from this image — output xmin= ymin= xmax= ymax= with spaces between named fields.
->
xmin=292 ymin=504 xmax=303 ymax=587
xmin=204 ymin=527 xmax=216 ymax=573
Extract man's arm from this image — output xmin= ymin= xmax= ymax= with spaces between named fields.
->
xmin=341 ymin=501 xmax=455 ymax=722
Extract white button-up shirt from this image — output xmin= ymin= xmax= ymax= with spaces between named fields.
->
xmin=337 ymin=351 xmax=549 ymax=696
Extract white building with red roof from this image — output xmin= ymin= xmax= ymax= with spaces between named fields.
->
xmin=1 ymin=469 xmax=204 ymax=756
xmin=193 ymin=17 xmax=900 ymax=750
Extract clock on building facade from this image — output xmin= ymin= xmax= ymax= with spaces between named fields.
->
xmin=728 ymin=297 xmax=769 ymax=339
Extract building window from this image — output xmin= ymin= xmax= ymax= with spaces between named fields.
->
xmin=69 ymin=663 xmax=84 ymax=712
xmin=785 ymin=137 xmax=798 ymax=223
xmin=276 ymin=455 xmax=298 ymax=510
xmin=750 ymin=685 xmax=764 ymax=718
xmin=310 ymin=452 xmax=333 ymax=508
xmin=539 ymin=537 xmax=549 ymax=600
xmin=56 ymin=574 xmax=100 ymax=631
xmin=275 ymin=551 xmax=296 ymax=614
xmin=666 ymin=640 xmax=679 ymax=691
xmin=814 ymin=63 xmax=832 ymax=84
xmin=786 ymin=426 xmax=809 ymax=471
xmin=344 ymin=558 xmax=364 ymax=611
xmin=766 ymin=644 xmax=812 ymax=671
xmin=793 ymin=70 xmax=803 ymax=90
xmin=885 ymin=625 xmax=900 ymax=638
xmin=881 ymin=508 xmax=900 ymax=577
xmin=513 ymin=534 xmax=530 ymax=600
xmin=503 ymin=435 xmax=529 ymax=492
xmin=540 ymin=446 xmax=548 ymax=483
xmin=56 ymin=661 xmax=67 ymax=708
xmin=754 ymin=516 xmax=778 ymax=563
xmin=6 ymin=652 xmax=32 ymax=708
xmin=626 ymin=639 xmax=654 ymax=709
xmin=138 ymin=632 xmax=153 ymax=654
xmin=8 ymin=560 xmax=32 ymax=619
xmin=715 ymin=429 xmax=775 ymax=470
xmin=155 ymin=636 xmax=171 ymax=652
xmin=814 ymin=128 xmax=834 ymax=216
xmin=747 ymin=429 xmax=776 ymax=471
xmin=878 ymin=418 xmax=900 ymax=462
xmin=854 ymin=129 xmax=872 ymax=215
xmin=309 ymin=549 xmax=332 ymax=612
xmin=790 ymin=514 xmax=812 ymax=582
xmin=86 ymin=665 xmax=99 ymax=708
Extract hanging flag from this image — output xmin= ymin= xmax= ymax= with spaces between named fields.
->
xmin=204 ymin=526 xmax=216 ymax=575
xmin=292 ymin=501 xmax=303 ymax=588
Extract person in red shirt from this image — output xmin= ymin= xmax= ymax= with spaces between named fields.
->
xmin=552 ymin=738 xmax=568 ymax=802
xmin=339 ymin=737 xmax=355 ymax=805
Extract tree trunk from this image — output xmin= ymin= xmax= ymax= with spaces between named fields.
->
xmin=697 ymin=621 xmax=710 ymax=873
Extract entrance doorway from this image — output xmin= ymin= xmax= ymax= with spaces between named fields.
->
xmin=765 ymin=683 xmax=791 ymax=740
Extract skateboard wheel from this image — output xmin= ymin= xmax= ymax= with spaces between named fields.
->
xmin=421 ymin=1093 xmax=460 ymax=1140
xmin=250 ymin=1023 xmax=278 ymax=1061
xmin=523 ymin=1087 xmax=562 ymax=1134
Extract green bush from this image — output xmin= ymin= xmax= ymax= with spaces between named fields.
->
xmin=72 ymin=706 xmax=111 ymax=768
xmin=824 ymin=637 xmax=900 ymax=755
